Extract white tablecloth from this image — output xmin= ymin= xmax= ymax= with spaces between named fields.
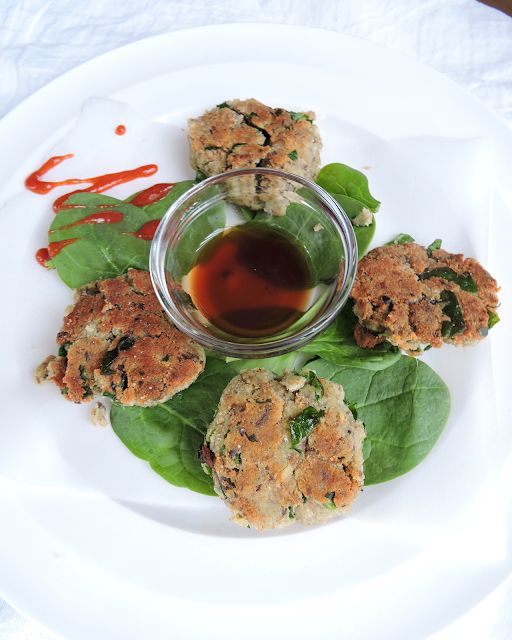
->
xmin=1 ymin=1 xmax=511 ymax=638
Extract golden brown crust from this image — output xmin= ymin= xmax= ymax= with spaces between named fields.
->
xmin=205 ymin=369 xmax=365 ymax=530
xmin=351 ymin=243 xmax=500 ymax=354
xmin=43 ymin=269 xmax=205 ymax=406
xmin=188 ymin=98 xmax=322 ymax=215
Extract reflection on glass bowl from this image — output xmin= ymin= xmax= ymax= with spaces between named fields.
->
xmin=150 ymin=167 xmax=357 ymax=358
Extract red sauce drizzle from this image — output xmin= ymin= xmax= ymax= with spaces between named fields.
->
xmin=26 ymin=154 xmax=76 ymax=194
xmin=29 ymin=154 xmax=160 ymax=267
xmin=115 ymin=124 xmax=126 ymax=136
xmin=25 ymin=154 xmax=158 ymax=211
xmin=131 ymin=183 xmax=175 ymax=207
xmin=35 ymin=247 xmax=51 ymax=268
xmin=48 ymin=238 xmax=79 ymax=258
xmin=131 ymin=219 xmax=160 ymax=241
xmin=53 ymin=210 xmax=124 ymax=231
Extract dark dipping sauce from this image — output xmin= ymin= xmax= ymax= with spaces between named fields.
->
xmin=188 ymin=224 xmax=313 ymax=338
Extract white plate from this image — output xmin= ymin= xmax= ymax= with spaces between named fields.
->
xmin=0 ymin=24 xmax=511 ymax=640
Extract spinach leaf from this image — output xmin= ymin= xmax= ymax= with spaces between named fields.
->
xmin=252 ymin=201 xmax=342 ymax=283
xmin=315 ymin=164 xmax=379 ymax=258
xmin=278 ymin=289 xmax=331 ymax=337
xmin=101 ymin=336 xmax=135 ymax=375
xmin=307 ymin=357 xmax=450 ymax=484
xmin=386 ymin=233 xmax=415 ymax=245
xmin=300 ymin=304 xmax=400 ymax=370
xmin=419 ymin=267 xmax=477 ymax=293
xmin=227 ymin=352 xmax=310 ymax=376
xmin=110 ymin=359 xmax=238 ymax=496
xmin=290 ymin=111 xmax=313 ymax=123
xmin=49 ymin=180 xmax=225 ymax=288
xmin=170 ymin=186 xmax=227 ymax=277
xmin=330 ymin=194 xmax=376 ymax=259
xmin=488 ymin=310 xmax=500 ymax=329
xmin=440 ymin=290 xmax=465 ymax=337
xmin=305 ymin=370 xmax=324 ymax=399
xmin=427 ymin=239 xmax=442 ymax=255
xmin=352 ymin=217 xmax=376 ymax=259
xmin=316 ymin=163 xmax=380 ymax=213
xmin=324 ymin=491 xmax=336 ymax=509
xmin=330 ymin=193 xmax=368 ymax=220
xmin=289 ymin=406 xmax=325 ymax=448
xmin=125 ymin=180 xmax=194 ymax=218
xmin=253 ymin=162 xmax=379 ymax=269
xmin=49 ymin=193 xmax=155 ymax=288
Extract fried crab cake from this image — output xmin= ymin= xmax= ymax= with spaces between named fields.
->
xmin=351 ymin=242 xmax=500 ymax=354
xmin=37 ymin=269 xmax=205 ymax=406
xmin=188 ymin=98 xmax=322 ymax=215
xmin=200 ymin=368 xmax=365 ymax=530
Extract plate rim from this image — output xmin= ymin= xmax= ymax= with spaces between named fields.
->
xmin=1 ymin=22 xmax=511 ymax=640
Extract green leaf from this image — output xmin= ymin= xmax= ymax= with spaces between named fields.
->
xmin=305 ymin=370 xmax=324 ymax=399
xmin=252 ymin=201 xmax=342 ymax=284
xmin=324 ymin=491 xmax=336 ymax=509
xmin=170 ymin=185 xmax=227 ymax=277
xmin=58 ymin=342 xmax=71 ymax=357
xmin=427 ymin=239 xmax=442 ymax=255
xmin=49 ymin=193 xmax=154 ymax=288
xmin=237 ymin=205 xmax=256 ymax=221
xmin=100 ymin=336 xmax=135 ymax=375
xmin=353 ymin=217 xmax=376 ymax=259
xmin=330 ymin=193 xmax=368 ymax=220
xmin=386 ymin=233 xmax=415 ymax=246
xmin=316 ymin=163 xmax=380 ymax=213
xmin=300 ymin=304 xmax=400 ymax=370
xmin=289 ymin=406 xmax=325 ymax=448
xmin=49 ymin=182 xmax=193 ymax=288
xmin=315 ymin=165 xmax=379 ymax=259
xmin=307 ymin=357 xmax=450 ymax=484
xmin=418 ymin=267 xmax=478 ymax=293
xmin=127 ymin=180 xmax=226 ymax=278
xmin=290 ymin=111 xmax=313 ymax=123
xmin=288 ymin=150 xmax=298 ymax=161
xmin=488 ymin=310 xmax=500 ymax=329
xmin=227 ymin=352 xmax=310 ymax=376
xmin=125 ymin=180 xmax=194 ymax=218
xmin=440 ymin=290 xmax=465 ymax=337
xmin=330 ymin=194 xmax=375 ymax=259
xmin=49 ymin=180 xmax=225 ymax=288
xmin=110 ymin=359 xmax=238 ymax=496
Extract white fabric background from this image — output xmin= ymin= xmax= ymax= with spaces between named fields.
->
xmin=0 ymin=1 xmax=511 ymax=638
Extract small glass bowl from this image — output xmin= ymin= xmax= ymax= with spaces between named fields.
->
xmin=150 ymin=167 xmax=357 ymax=358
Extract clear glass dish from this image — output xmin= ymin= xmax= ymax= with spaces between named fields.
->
xmin=150 ymin=167 xmax=357 ymax=358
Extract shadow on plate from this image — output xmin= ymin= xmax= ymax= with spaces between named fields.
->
xmin=114 ymin=498 xmax=346 ymax=539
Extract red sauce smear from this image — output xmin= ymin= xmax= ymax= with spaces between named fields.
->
xmin=25 ymin=154 xmax=158 ymax=211
xmin=131 ymin=183 xmax=175 ymax=207
xmin=131 ymin=219 xmax=160 ymax=241
xmin=115 ymin=124 xmax=126 ymax=136
xmin=53 ymin=210 xmax=125 ymax=231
